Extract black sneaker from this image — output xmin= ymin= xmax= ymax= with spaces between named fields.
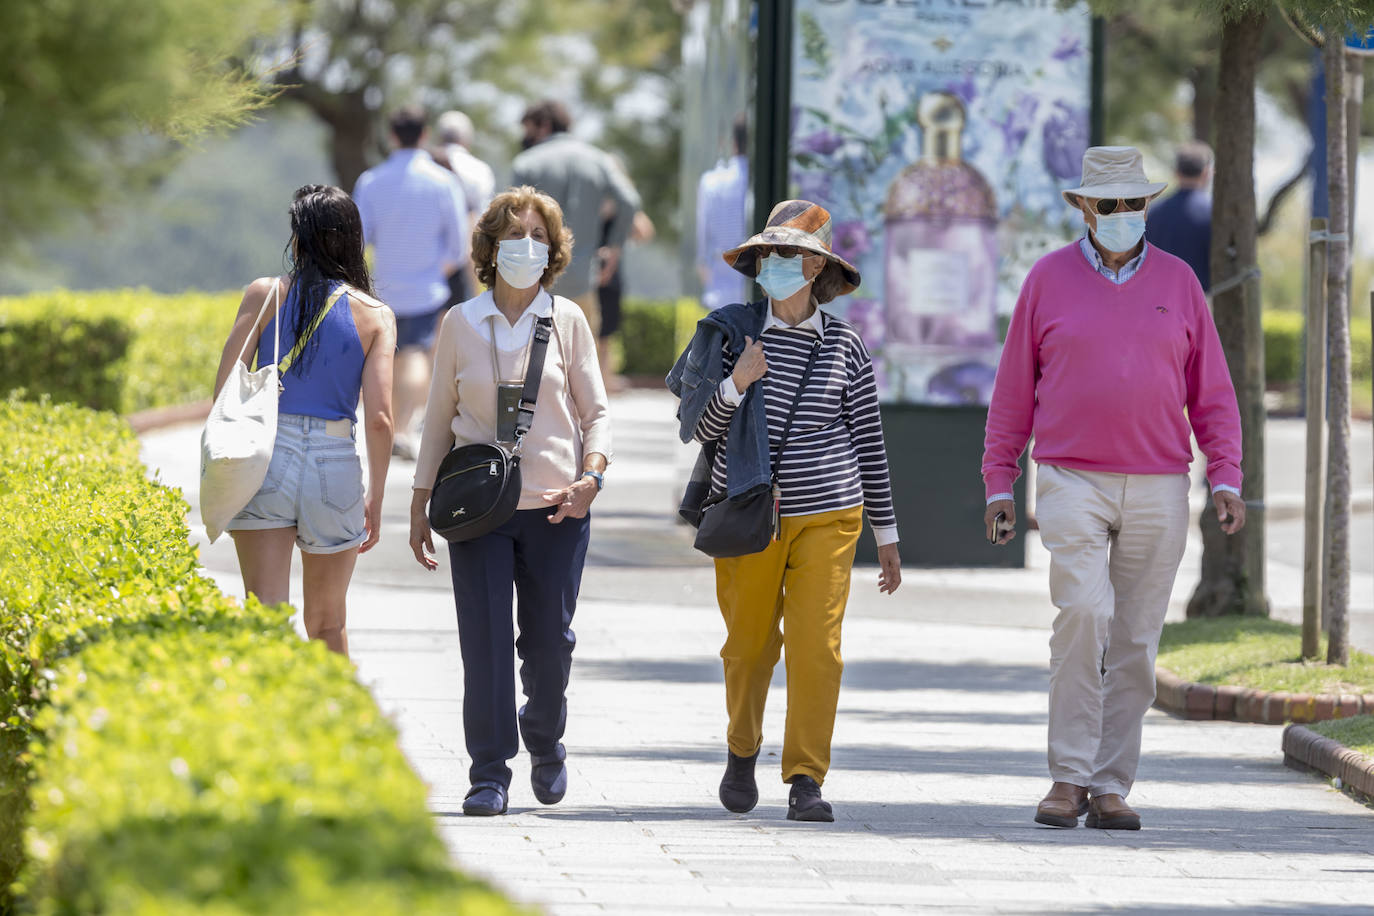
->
xmin=719 ymin=750 xmax=760 ymax=813
xmin=787 ymin=775 xmax=833 ymax=822
xmin=530 ymin=751 xmax=567 ymax=805
xmin=462 ymin=783 xmax=508 ymax=816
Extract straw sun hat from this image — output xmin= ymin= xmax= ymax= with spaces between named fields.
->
xmin=722 ymin=199 xmax=861 ymax=297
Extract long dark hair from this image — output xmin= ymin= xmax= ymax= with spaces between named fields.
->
xmin=282 ymin=184 xmax=374 ymax=375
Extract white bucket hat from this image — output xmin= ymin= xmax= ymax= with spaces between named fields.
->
xmin=1061 ymin=146 xmax=1167 ymax=205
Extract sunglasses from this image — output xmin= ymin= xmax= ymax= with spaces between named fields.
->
xmin=1091 ymin=197 xmax=1148 ymax=216
xmin=759 ymin=245 xmax=810 ymax=259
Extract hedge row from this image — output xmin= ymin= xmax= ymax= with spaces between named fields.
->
xmin=2 ymin=288 xmax=1359 ymax=408
xmin=619 ymin=298 xmax=706 ymax=377
xmin=0 ymin=397 xmax=517 ymax=915
xmin=0 ymin=288 xmax=236 ymax=414
xmin=1262 ymin=310 xmax=1372 ymax=388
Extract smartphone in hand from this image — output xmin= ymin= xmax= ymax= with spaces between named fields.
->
xmin=988 ymin=511 xmax=1012 ymax=546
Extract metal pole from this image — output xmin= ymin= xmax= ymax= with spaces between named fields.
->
xmin=1303 ymin=218 xmax=1328 ymax=658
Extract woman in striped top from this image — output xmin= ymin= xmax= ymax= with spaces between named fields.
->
xmin=671 ymin=200 xmax=901 ymax=823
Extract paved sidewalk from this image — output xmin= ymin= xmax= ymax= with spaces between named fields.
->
xmin=143 ymin=392 xmax=1374 ymax=914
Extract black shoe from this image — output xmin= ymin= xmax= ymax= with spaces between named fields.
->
xmin=462 ymin=783 xmax=508 ymax=816
xmin=787 ymin=775 xmax=833 ymax=822
xmin=719 ymin=750 xmax=760 ymax=813
xmin=530 ymin=751 xmax=567 ymax=805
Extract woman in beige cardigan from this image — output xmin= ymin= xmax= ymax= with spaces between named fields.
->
xmin=409 ymin=186 xmax=611 ymax=817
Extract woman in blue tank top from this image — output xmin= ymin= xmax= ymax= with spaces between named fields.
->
xmin=212 ymin=185 xmax=398 ymax=656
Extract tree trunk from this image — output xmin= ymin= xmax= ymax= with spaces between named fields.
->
xmin=1190 ymin=64 xmax=1216 ymax=144
xmin=1187 ymin=12 xmax=1267 ymax=619
xmin=278 ymin=84 xmax=376 ymax=192
xmin=1323 ymin=39 xmax=1353 ymax=666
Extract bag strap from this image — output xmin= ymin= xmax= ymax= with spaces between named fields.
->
xmin=234 ymin=280 xmax=282 ymax=368
xmin=279 ymin=285 xmax=347 ymax=374
xmin=513 ymin=313 xmax=554 ymax=454
xmin=769 ymin=328 xmax=824 ymax=478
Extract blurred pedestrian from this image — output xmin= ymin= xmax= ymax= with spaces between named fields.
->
xmin=696 ymin=114 xmax=750 ymax=310
xmin=435 ymin=109 xmax=496 ymax=307
xmin=1144 ymin=141 xmax=1213 ymax=292
xmin=213 ymin=184 xmax=397 ymax=657
xmin=982 ymin=146 xmax=1244 ymax=831
xmin=408 ymin=186 xmax=611 ymax=817
xmin=353 ymin=105 xmax=469 ymax=459
xmin=512 ymin=100 xmax=641 ymax=342
xmin=667 ymin=200 xmax=902 ymax=823
xmin=596 ymin=160 xmax=656 ymax=391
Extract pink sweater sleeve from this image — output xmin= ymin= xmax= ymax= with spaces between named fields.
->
xmin=1184 ymin=283 xmax=1243 ymax=490
xmin=982 ymin=276 xmax=1038 ymax=500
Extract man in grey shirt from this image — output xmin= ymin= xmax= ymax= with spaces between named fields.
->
xmin=512 ymin=100 xmax=641 ymax=338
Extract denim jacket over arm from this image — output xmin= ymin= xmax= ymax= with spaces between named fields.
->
xmin=664 ymin=300 xmax=771 ymax=524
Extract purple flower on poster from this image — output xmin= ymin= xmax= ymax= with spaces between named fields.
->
xmin=996 ymin=96 xmax=1039 ymax=157
xmin=795 ymin=169 xmax=834 ymax=205
xmin=1042 ymin=101 xmax=1088 ymax=181
xmin=945 ymin=74 xmax=977 ymax=107
xmin=846 ymin=297 xmax=884 ymax=352
xmin=1052 ymin=32 xmax=1085 ymax=61
xmin=797 ymin=129 xmax=845 ymax=156
xmin=832 ymin=220 xmax=870 ymax=264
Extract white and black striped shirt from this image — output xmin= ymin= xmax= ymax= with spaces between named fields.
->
xmin=694 ymin=310 xmax=898 ymax=544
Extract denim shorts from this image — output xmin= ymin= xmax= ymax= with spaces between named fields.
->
xmin=395 ymin=306 xmax=445 ymax=351
xmin=225 ymin=413 xmax=365 ymax=554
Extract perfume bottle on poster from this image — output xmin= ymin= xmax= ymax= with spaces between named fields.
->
xmin=883 ymin=91 xmax=1000 ymax=404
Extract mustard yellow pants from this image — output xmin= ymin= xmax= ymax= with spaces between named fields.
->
xmin=713 ymin=505 xmax=863 ymax=786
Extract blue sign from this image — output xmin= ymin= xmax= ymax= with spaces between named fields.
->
xmin=1346 ymin=27 xmax=1374 ymax=55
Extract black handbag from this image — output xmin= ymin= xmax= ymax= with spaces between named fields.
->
xmin=428 ymin=314 xmax=553 ymax=542
xmin=693 ymin=337 xmax=822 ymax=558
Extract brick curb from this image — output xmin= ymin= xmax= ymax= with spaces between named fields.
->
xmin=1283 ymin=723 xmax=1374 ymax=801
xmin=125 ymin=399 xmax=212 ymax=434
xmin=1154 ymin=665 xmax=1374 ymax=724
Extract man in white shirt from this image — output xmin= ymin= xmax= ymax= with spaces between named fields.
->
xmin=353 ymin=106 xmax=468 ymax=458
xmin=435 ymin=109 xmax=496 ymax=308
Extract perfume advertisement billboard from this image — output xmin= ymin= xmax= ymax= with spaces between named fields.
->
xmin=789 ymin=0 xmax=1092 ymax=406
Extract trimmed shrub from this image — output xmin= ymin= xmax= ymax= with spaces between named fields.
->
xmin=619 ymin=297 xmax=706 ymax=377
xmin=0 ymin=289 xmax=237 ymax=413
xmin=0 ymin=397 xmax=518 ymax=915
xmin=1262 ymin=310 xmax=1372 ymax=388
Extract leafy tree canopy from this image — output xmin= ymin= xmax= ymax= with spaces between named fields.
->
xmin=0 ymin=0 xmax=279 ymax=248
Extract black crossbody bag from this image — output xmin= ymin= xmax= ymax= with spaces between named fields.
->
xmin=428 ymin=314 xmax=553 ymax=542
xmin=693 ymin=337 xmax=822 ymax=558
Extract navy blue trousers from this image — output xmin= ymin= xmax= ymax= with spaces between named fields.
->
xmin=448 ymin=507 xmax=590 ymax=788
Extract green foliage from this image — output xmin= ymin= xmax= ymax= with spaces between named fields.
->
xmin=619 ymin=298 xmax=705 ymax=377
xmin=1309 ymin=714 xmax=1374 ymax=757
xmin=0 ymin=398 xmax=519 ymax=915
xmin=0 ymin=0 xmax=281 ymax=246
xmin=1158 ymin=616 xmax=1374 ymax=694
xmin=1263 ymin=311 xmax=1373 ymax=387
xmin=0 ymin=289 xmax=237 ymax=413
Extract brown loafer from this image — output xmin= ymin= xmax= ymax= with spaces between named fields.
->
xmin=1034 ymin=781 xmax=1089 ymax=828
xmin=1085 ymin=793 xmax=1141 ymax=830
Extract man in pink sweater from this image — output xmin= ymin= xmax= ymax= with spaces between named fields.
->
xmin=981 ymin=146 xmax=1246 ymax=831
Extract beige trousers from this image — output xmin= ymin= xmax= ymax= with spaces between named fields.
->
xmin=1035 ymin=464 xmax=1190 ymax=798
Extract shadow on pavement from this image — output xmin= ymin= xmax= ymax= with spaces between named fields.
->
xmin=574 ymin=656 xmax=1048 ymax=694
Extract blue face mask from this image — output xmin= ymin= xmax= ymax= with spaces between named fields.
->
xmin=755 ymin=252 xmax=811 ymax=301
xmin=1092 ymin=211 xmax=1147 ymax=253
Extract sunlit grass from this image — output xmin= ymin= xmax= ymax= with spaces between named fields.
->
xmin=1157 ymin=617 xmax=1374 ymax=696
xmin=1309 ymin=715 xmax=1374 ymax=758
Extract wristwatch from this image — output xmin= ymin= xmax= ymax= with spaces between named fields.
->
xmin=581 ymin=469 xmax=604 ymax=490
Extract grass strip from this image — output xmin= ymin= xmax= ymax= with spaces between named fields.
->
xmin=1157 ymin=617 xmax=1374 ymax=696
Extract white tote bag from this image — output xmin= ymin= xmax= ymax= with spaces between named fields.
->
xmin=199 ymin=282 xmax=283 ymax=543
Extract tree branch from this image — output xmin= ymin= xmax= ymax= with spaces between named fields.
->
xmin=1257 ymin=150 xmax=1312 ymax=236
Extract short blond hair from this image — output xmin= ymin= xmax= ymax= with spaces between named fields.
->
xmin=472 ymin=186 xmax=573 ymax=290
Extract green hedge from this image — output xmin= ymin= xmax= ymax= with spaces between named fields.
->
xmin=0 ymin=289 xmax=236 ymax=414
xmin=619 ymin=298 xmax=706 ymax=377
xmin=0 ymin=397 xmax=517 ymax=915
xmin=1263 ymin=310 xmax=1372 ymax=388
